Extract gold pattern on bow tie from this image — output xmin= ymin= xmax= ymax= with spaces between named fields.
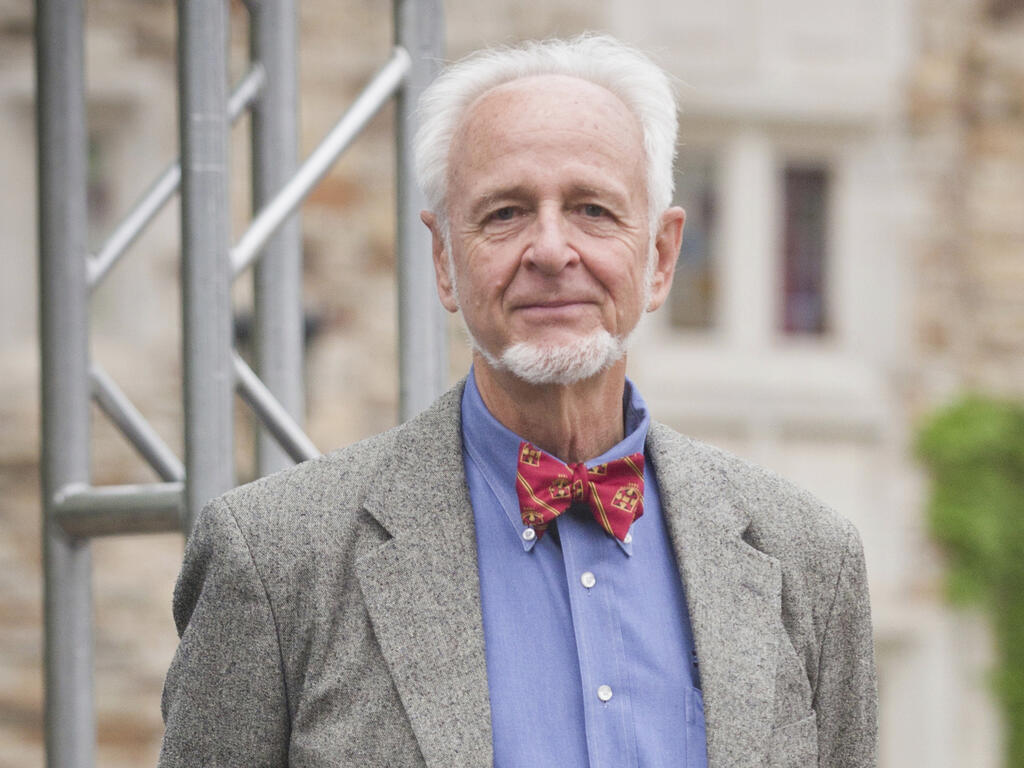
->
xmin=520 ymin=445 xmax=542 ymax=467
xmin=549 ymin=477 xmax=572 ymax=499
xmin=521 ymin=507 xmax=545 ymax=526
xmin=611 ymin=485 xmax=641 ymax=514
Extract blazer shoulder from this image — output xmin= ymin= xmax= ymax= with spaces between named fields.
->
xmin=203 ymin=379 xmax=466 ymax=553
xmin=179 ymin=426 xmax=409 ymax=651
xmin=216 ymin=425 xmax=402 ymax=527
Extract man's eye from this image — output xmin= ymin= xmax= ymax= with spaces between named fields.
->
xmin=490 ymin=207 xmax=518 ymax=221
xmin=581 ymin=204 xmax=607 ymax=218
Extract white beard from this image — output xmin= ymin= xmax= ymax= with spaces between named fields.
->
xmin=474 ymin=329 xmax=628 ymax=386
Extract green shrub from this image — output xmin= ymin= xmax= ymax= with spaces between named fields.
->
xmin=917 ymin=396 xmax=1024 ymax=767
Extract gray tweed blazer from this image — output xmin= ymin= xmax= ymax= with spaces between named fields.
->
xmin=159 ymin=381 xmax=877 ymax=767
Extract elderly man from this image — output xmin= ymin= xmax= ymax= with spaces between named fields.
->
xmin=160 ymin=35 xmax=877 ymax=768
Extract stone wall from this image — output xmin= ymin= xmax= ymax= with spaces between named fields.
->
xmin=909 ymin=0 xmax=1024 ymax=409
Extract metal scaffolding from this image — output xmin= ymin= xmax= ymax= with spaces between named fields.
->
xmin=35 ymin=1 xmax=445 ymax=764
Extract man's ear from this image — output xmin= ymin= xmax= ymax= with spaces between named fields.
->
xmin=421 ymin=211 xmax=459 ymax=313
xmin=646 ymin=206 xmax=685 ymax=312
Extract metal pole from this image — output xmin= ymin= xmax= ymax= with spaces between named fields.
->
xmin=87 ymin=65 xmax=266 ymax=290
xmin=231 ymin=49 xmax=410 ymax=277
xmin=177 ymin=0 xmax=235 ymax=534
xmin=249 ymin=0 xmax=304 ymax=475
xmin=36 ymin=0 xmax=95 ymax=764
xmin=394 ymin=0 xmax=447 ymax=421
xmin=55 ymin=483 xmax=184 ymax=538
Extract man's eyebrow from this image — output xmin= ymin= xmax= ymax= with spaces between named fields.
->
xmin=567 ymin=184 xmax=630 ymax=209
xmin=467 ymin=187 xmax=532 ymax=219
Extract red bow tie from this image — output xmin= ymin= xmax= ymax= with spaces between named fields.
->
xmin=515 ymin=441 xmax=645 ymax=542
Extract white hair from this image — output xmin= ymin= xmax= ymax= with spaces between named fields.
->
xmin=413 ymin=34 xmax=679 ymax=230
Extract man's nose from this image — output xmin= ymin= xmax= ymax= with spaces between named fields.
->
xmin=524 ymin=208 xmax=579 ymax=274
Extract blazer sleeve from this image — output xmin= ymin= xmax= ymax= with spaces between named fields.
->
xmin=159 ymin=498 xmax=290 ymax=767
xmin=813 ymin=520 xmax=879 ymax=767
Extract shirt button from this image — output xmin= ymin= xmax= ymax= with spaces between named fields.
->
xmin=580 ymin=571 xmax=596 ymax=589
xmin=624 ymin=532 xmax=633 ymax=544
xmin=522 ymin=528 xmax=536 ymax=542
xmin=597 ymin=684 xmax=613 ymax=702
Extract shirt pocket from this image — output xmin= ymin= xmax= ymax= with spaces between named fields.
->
xmin=685 ymin=685 xmax=708 ymax=766
xmin=768 ymin=712 xmax=818 ymax=768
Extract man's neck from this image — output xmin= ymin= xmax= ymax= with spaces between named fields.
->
xmin=472 ymin=355 xmax=627 ymax=464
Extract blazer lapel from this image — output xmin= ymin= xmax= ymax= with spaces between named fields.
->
xmin=647 ymin=423 xmax=781 ymax=768
xmin=355 ymin=384 xmax=493 ymax=768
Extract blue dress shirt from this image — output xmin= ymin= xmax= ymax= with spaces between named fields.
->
xmin=461 ymin=370 xmax=708 ymax=768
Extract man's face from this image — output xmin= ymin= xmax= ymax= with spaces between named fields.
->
xmin=427 ymin=74 xmax=682 ymax=383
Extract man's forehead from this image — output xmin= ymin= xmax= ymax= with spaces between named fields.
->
xmin=455 ymin=74 xmax=641 ymax=141
xmin=443 ymin=73 xmax=649 ymax=216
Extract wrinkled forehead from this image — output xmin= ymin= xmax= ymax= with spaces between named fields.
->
xmin=450 ymin=74 xmax=645 ymax=163
xmin=444 ymin=75 xmax=649 ymax=216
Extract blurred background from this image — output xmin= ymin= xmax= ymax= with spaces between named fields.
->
xmin=2 ymin=0 xmax=1023 ymax=765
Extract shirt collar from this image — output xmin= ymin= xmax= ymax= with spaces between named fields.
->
xmin=460 ymin=367 xmax=651 ymax=553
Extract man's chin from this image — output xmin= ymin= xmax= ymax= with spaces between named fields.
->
xmin=483 ymin=331 xmax=628 ymax=386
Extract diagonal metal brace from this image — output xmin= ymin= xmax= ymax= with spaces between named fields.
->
xmin=233 ymin=352 xmax=320 ymax=462
xmin=90 ymin=364 xmax=186 ymax=482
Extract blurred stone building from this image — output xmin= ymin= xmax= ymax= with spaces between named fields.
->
xmin=1 ymin=0 xmax=1021 ymax=765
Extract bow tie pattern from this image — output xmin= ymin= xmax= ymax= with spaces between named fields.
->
xmin=515 ymin=441 xmax=644 ymax=542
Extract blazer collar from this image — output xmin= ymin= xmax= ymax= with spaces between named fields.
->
xmin=355 ymin=381 xmax=494 ymax=768
xmin=647 ymin=422 xmax=781 ymax=768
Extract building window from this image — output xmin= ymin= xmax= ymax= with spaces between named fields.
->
xmin=781 ymin=164 xmax=830 ymax=335
xmin=670 ymin=157 xmax=717 ymax=329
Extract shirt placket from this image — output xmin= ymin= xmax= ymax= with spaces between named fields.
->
xmin=559 ymin=512 xmax=639 ymax=768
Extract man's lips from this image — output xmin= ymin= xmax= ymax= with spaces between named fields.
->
xmin=518 ymin=300 xmax=590 ymax=309
xmin=510 ymin=294 xmax=600 ymax=309
xmin=514 ymin=300 xmax=594 ymax=312
xmin=512 ymin=301 xmax=598 ymax=325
